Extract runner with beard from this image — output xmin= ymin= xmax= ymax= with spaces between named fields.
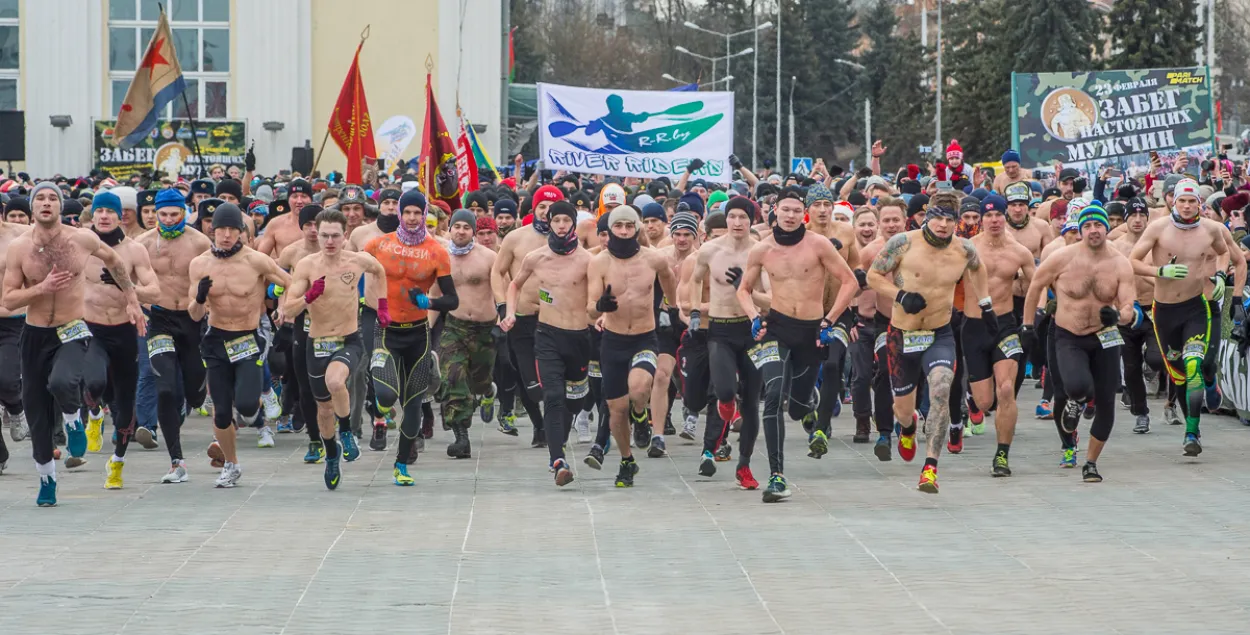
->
xmin=689 ymin=200 xmax=768 ymax=487
xmin=3 ymin=182 xmax=144 ymax=506
xmin=737 ymin=190 xmax=859 ymax=502
xmin=658 ymin=210 xmax=700 ymax=442
xmin=587 ymin=205 xmax=678 ymax=488
xmin=0 ymin=207 xmax=28 ymax=451
xmin=855 ymin=198 xmax=907 ymax=459
xmin=964 ymin=194 xmax=1035 ymax=476
xmin=80 ymin=192 xmax=160 ymax=489
xmin=255 ymin=178 xmax=314 ymax=257
xmin=1022 ymin=204 xmax=1136 ymax=482
xmin=436 ymin=210 xmax=497 ymax=460
xmin=867 ymin=200 xmax=991 ymax=494
xmin=277 ymin=204 xmax=328 ymax=459
xmin=1004 ymin=181 xmax=1053 ymax=395
xmin=136 ymin=189 xmax=213 ymax=483
xmin=1111 ymin=197 xmax=1164 ymax=434
xmin=502 ymin=202 xmax=589 ymax=485
xmin=1129 ymin=179 xmax=1243 ymax=456
xmin=493 ymin=198 xmax=519 ymax=241
xmin=189 ymin=204 xmax=290 ymax=488
xmin=492 ymin=186 xmax=560 ymax=447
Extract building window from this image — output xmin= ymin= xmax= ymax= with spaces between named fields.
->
xmin=107 ymin=0 xmax=229 ymax=120
xmin=0 ymin=0 xmax=16 ymax=111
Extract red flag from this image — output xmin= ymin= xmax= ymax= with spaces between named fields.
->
xmin=508 ymin=27 xmax=517 ymax=82
xmin=456 ymin=118 xmax=479 ymax=195
xmin=419 ymin=73 xmax=460 ymax=208
xmin=328 ymin=40 xmax=376 ymax=185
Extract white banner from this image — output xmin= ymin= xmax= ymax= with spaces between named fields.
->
xmin=375 ymin=115 xmax=417 ymax=167
xmin=537 ymin=82 xmax=734 ymax=182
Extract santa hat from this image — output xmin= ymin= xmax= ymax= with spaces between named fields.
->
xmin=935 ymin=163 xmax=948 ymax=183
xmin=907 ymin=164 xmax=920 ymax=181
xmin=946 ymin=139 xmax=963 ymax=161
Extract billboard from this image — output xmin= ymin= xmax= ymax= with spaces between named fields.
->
xmin=1011 ymin=67 xmax=1214 ymax=171
xmin=93 ymin=119 xmax=248 ymax=180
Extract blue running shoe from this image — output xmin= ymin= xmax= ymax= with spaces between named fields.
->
xmin=1183 ymin=433 xmax=1203 ymax=457
xmin=393 ymin=461 xmax=415 ymax=486
xmin=37 ymin=475 xmax=57 ymax=507
xmin=324 ymin=456 xmax=341 ymax=490
xmin=698 ymin=450 xmax=716 ymax=477
xmin=303 ymin=441 xmax=325 ymax=464
xmin=874 ymin=434 xmax=892 ymax=462
xmin=276 ymin=416 xmax=294 ymax=434
xmin=1060 ymin=447 xmax=1077 ymax=468
xmin=1036 ymin=399 xmax=1053 ymax=419
xmin=762 ymin=474 xmax=792 ymax=503
xmin=65 ymin=418 xmax=87 ymax=458
xmin=340 ymin=430 xmax=361 ymax=462
xmin=1205 ymin=385 xmax=1221 ymax=411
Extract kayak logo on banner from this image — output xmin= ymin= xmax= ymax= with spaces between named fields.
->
xmin=538 ymin=82 xmax=735 ymax=182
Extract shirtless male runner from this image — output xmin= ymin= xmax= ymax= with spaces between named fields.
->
xmin=256 ymin=178 xmax=314 ymax=257
xmin=964 ymin=194 xmax=1035 ymax=476
xmin=503 ymin=202 xmax=591 ymax=485
xmin=867 ymin=200 xmax=991 ymax=494
xmin=0 ymin=206 xmax=29 ymax=451
xmin=2 ymin=182 xmax=144 ymax=506
xmin=736 ymin=189 xmax=859 ymax=502
xmin=276 ymin=204 xmax=328 ymax=460
xmin=1110 ymin=197 xmax=1164 ymax=434
xmin=649 ymin=203 xmax=699 ymax=448
xmin=1129 ymin=179 xmax=1242 ymax=457
xmin=81 ymin=192 xmax=161 ymax=489
xmin=587 ymin=205 xmax=678 ymax=488
xmin=856 ymin=198 xmax=907 ymax=460
xmin=282 ymin=207 xmax=387 ymax=490
xmin=1022 ymin=204 xmax=1136 ymax=482
xmin=137 ymin=189 xmax=214 ymax=483
xmin=188 ymin=203 xmax=291 ymax=488
xmin=1004 ymin=181 xmax=1053 ymax=393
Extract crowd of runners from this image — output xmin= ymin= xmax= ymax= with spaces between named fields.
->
xmin=0 ymin=138 xmax=1246 ymax=506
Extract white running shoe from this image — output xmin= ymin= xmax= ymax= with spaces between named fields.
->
xmin=6 ymin=409 xmax=27 ymax=442
xmin=257 ymin=425 xmax=276 ymax=448
xmin=680 ymin=414 xmax=698 ymax=440
xmin=214 ymin=462 xmax=242 ymax=488
xmin=575 ymin=411 xmax=592 ymax=443
xmin=160 ymin=460 xmax=189 ymax=483
xmin=261 ymin=389 xmax=282 ymax=421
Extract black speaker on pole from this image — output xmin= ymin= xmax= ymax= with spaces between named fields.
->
xmin=0 ymin=111 xmax=25 ymax=162
xmin=291 ymin=140 xmax=313 ymax=176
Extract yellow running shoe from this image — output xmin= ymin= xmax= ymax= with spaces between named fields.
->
xmin=105 ymin=457 xmax=124 ymax=490
xmin=86 ymin=410 xmax=104 ymax=453
xmin=393 ymin=462 xmax=415 ymax=486
xmin=918 ymin=465 xmax=938 ymax=494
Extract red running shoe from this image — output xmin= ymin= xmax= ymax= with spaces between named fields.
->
xmin=947 ymin=426 xmax=963 ymax=454
xmin=735 ymin=464 xmax=759 ymax=490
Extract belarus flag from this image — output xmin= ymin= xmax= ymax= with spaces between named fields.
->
xmin=113 ymin=8 xmax=186 ymax=149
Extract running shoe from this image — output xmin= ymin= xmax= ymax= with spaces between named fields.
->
xmin=947 ymin=426 xmax=963 ymax=454
xmin=714 ymin=441 xmax=733 ymax=462
xmin=831 ymin=398 xmax=841 ymax=418
xmin=1060 ymin=447 xmax=1077 ymax=468
xmin=968 ymin=410 xmax=985 ymax=435
xmin=86 ymin=409 xmax=104 ymax=453
xmin=370 ymin=421 xmax=388 ymax=451
xmin=324 ymin=456 xmax=341 ymax=490
xmin=874 ymin=434 xmax=892 ymax=461
xmin=575 ymin=411 xmax=592 ymax=444
xmin=261 ymin=389 xmax=282 ymax=421
xmin=214 ymin=462 xmax=242 ymax=488
xmin=65 ymin=417 xmax=87 ymax=459
xmin=340 ymin=430 xmax=361 ymax=461
xmin=698 ymin=450 xmax=716 ymax=477
xmin=1120 ymin=391 xmax=1131 ymax=410
xmin=630 ymin=409 xmax=650 ymax=448
xmin=992 ymin=451 xmax=1011 ymax=477
xmin=1035 ymin=399 xmax=1053 ymax=419
xmin=1082 ymin=462 xmax=1102 ymax=483
xmin=762 ymin=474 xmax=791 ymax=502
xmin=478 ymin=383 xmax=497 ymax=423
xmin=917 ymin=465 xmax=939 ymax=494
xmin=584 ymin=444 xmax=605 ymax=470
xmin=276 ymin=415 xmax=294 ymax=434
xmin=553 ymin=458 xmax=574 ymax=487
xmin=1082 ymin=400 xmax=1096 ymax=420
xmin=807 ymin=430 xmax=829 ymax=459
xmin=257 ymin=425 xmax=276 ymax=448
xmin=614 ymin=458 xmax=639 ymax=488
xmin=1132 ymin=415 xmax=1150 ymax=434
xmin=897 ymin=431 xmax=917 ymax=462
xmin=647 ymin=435 xmax=667 ymax=458
xmin=664 ymin=415 xmax=676 ymax=436
xmin=801 ymin=412 xmax=816 ymax=436
xmin=208 ymin=441 xmax=226 ymax=468
xmin=393 ymin=462 xmax=415 ymax=486
xmin=37 ymin=475 xmax=56 ymax=507
xmin=7 ymin=409 xmax=27 ymax=442
xmin=1205 ymin=385 xmax=1222 ymax=411
xmin=498 ymin=413 xmax=519 ymax=436
xmin=134 ymin=426 xmax=158 ymax=450
xmin=303 ymin=441 xmax=325 ymax=464
xmin=197 ymin=394 xmax=212 ymax=417
xmin=680 ymin=414 xmax=697 ymax=440
xmin=853 ymin=416 xmax=871 ymax=443
xmin=105 ymin=457 xmax=124 ymax=490
xmin=161 ymin=460 xmax=189 ymax=484
xmin=530 ymin=426 xmax=547 ymax=449
xmin=384 ymin=409 xmax=397 ymax=430
xmin=1183 ymin=433 xmax=1203 ymax=457
xmin=1164 ymin=403 xmax=1182 ymax=426
xmin=736 ymin=464 xmax=759 ymax=490
xmin=1060 ymin=400 xmax=1083 ymax=434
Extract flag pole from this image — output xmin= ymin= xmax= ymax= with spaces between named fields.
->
xmin=313 ymin=26 xmax=370 ymax=177
xmin=180 ymin=91 xmax=208 ymax=178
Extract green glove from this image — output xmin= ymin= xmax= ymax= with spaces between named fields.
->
xmin=1210 ymin=272 xmax=1227 ymax=302
xmin=1158 ymin=263 xmax=1188 ymax=279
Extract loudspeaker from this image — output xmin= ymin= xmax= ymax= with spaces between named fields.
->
xmin=291 ymin=144 xmax=313 ymax=176
xmin=0 ymin=111 xmax=25 ymax=162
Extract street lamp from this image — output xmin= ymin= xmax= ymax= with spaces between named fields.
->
xmin=683 ymin=19 xmax=774 ymax=170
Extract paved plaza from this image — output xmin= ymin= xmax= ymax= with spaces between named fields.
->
xmin=2 ymin=385 xmax=1250 ymax=634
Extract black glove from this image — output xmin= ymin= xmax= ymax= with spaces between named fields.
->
xmin=829 ymin=165 xmax=844 ymax=178
xmin=896 ymin=290 xmax=927 ymax=314
xmin=596 ymin=284 xmax=618 ymax=313
xmin=195 ymin=277 xmax=213 ymax=304
xmin=854 ymin=269 xmax=868 ymax=290
xmin=979 ymin=301 xmax=1000 ymax=334
xmin=686 ymin=159 xmax=705 ymax=174
xmin=726 ymin=266 xmax=743 ymax=290
xmin=1099 ymin=305 xmax=1120 ymax=327
xmin=497 ymin=303 xmax=508 ymax=321
xmin=100 ymin=267 xmax=120 ymax=289
xmin=245 ymin=142 xmax=256 ymax=172
xmin=830 ymin=236 xmax=843 ymax=251
xmin=729 ymin=154 xmax=744 ymax=171
xmin=1233 ymin=296 xmax=1246 ymax=325
xmin=1019 ymin=323 xmax=1037 ymax=353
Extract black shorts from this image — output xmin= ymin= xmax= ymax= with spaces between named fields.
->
xmin=962 ymin=311 xmax=1022 ymax=383
xmin=534 ymin=323 xmax=592 ymax=400
xmin=307 ymin=331 xmax=364 ymax=401
xmin=588 ymin=327 xmax=602 ymax=379
xmin=886 ymin=323 xmax=957 ymax=396
xmin=200 ymin=327 xmax=266 ymax=367
xmin=764 ymin=310 xmax=823 ymax=368
xmin=656 ymin=308 xmax=685 ymax=357
xmin=600 ymin=329 xmax=658 ymax=401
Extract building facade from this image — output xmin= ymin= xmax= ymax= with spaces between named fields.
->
xmin=2 ymin=0 xmax=503 ymax=178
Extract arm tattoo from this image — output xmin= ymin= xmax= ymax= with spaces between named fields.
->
xmin=962 ymin=238 xmax=982 ymax=271
xmin=108 ymin=265 xmax=134 ymax=291
xmin=871 ymin=234 xmax=909 ymax=274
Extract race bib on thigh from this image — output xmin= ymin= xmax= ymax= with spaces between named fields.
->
xmin=630 ymin=350 xmax=658 ymax=370
xmin=224 ymin=334 xmax=260 ymax=363
xmin=997 ymin=334 xmax=1023 ymax=358
xmin=565 ymin=377 xmax=590 ymax=399
xmin=303 ymin=314 xmax=312 ymax=333
xmin=902 ymin=330 xmax=934 ymax=354
xmin=874 ymin=331 xmax=887 ymax=353
xmin=1096 ymin=327 xmax=1124 ymax=350
xmin=747 ymin=341 xmax=780 ymax=369
xmin=832 ymin=326 xmax=849 ymax=347
xmin=312 ymin=336 xmax=345 ymax=358
xmin=56 ymin=319 xmax=91 ymax=344
xmin=1182 ymin=337 xmax=1206 ymax=360
xmin=588 ymin=360 xmax=601 ymax=378
xmin=147 ymin=334 xmax=176 ymax=358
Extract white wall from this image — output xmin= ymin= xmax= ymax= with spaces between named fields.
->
xmin=234 ymin=0 xmax=313 ymax=176
xmin=23 ymin=0 xmax=104 ymax=177
xmin=438 ymin=0 xmax=502 ymax=163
